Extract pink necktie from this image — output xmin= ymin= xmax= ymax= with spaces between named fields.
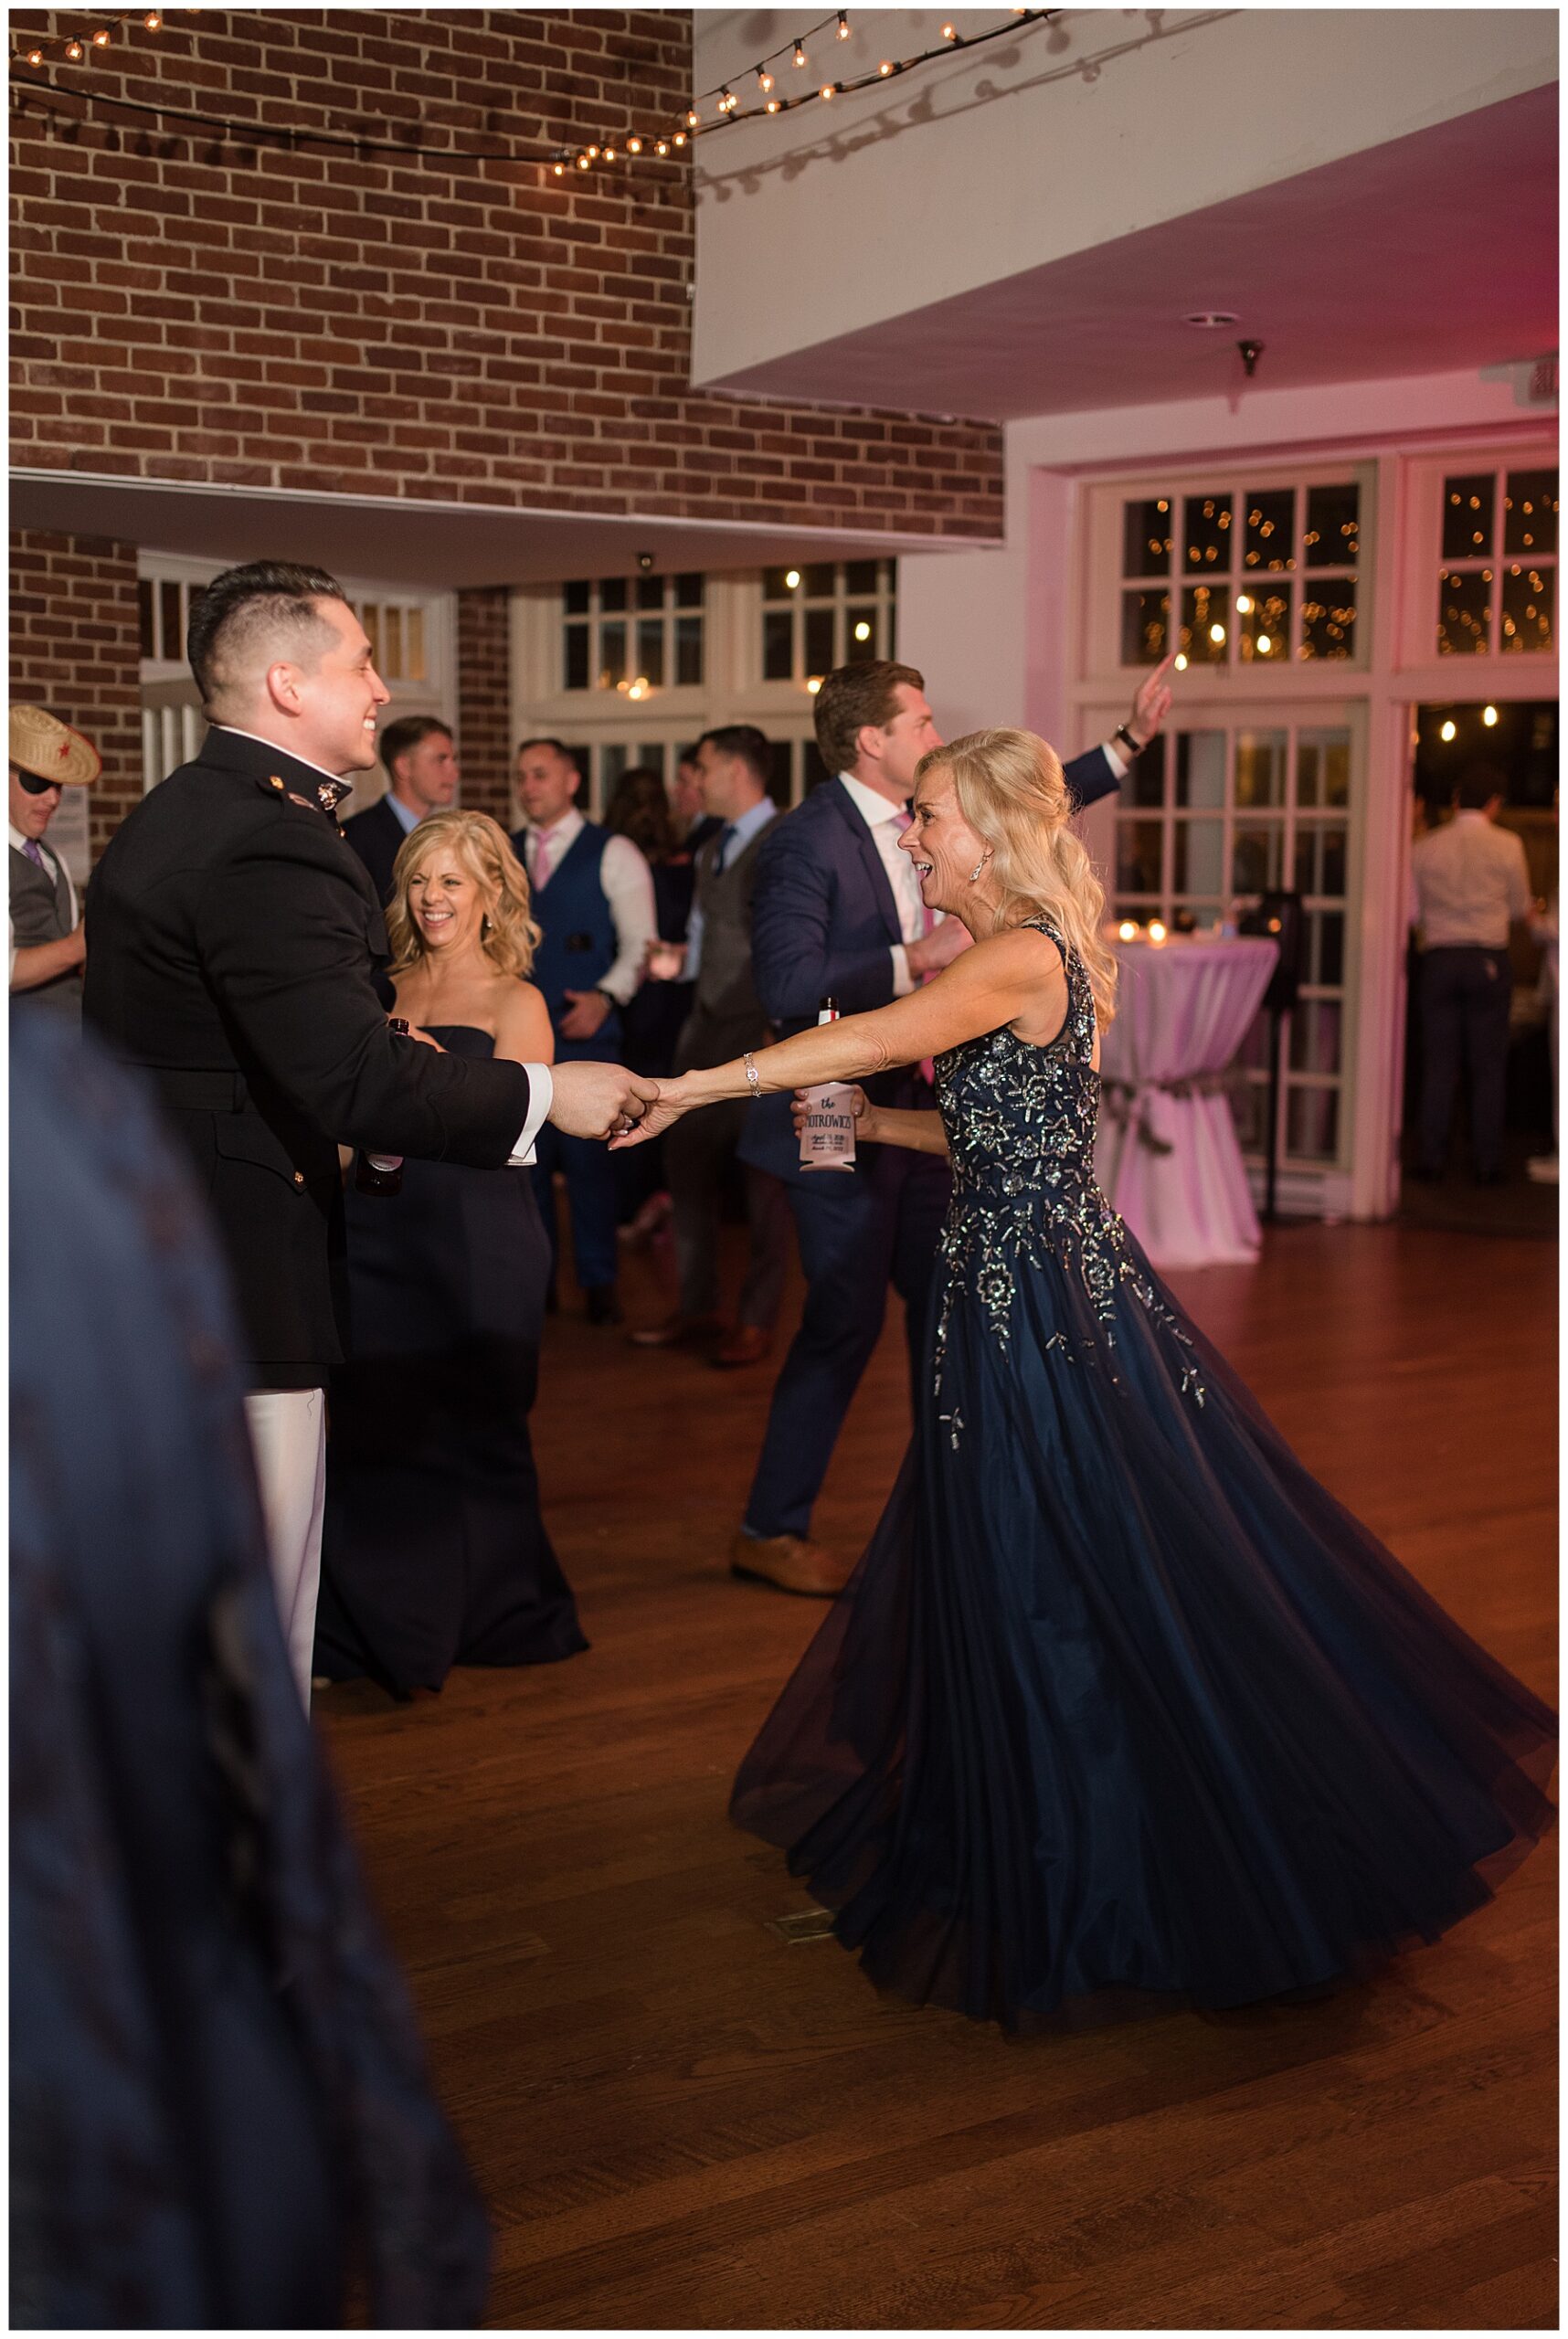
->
xmin=533 ymin=831 xmax=551 ymax=890
xmin=894 ymin=809 xmax=937 ymax=1085
xmin=22 ymin=839 xmax=45 ymax=870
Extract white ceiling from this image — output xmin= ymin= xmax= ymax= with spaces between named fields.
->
xmin=7 ymin=471 xmax=992 ymax=589
xmin=700 ymin=87 xmax=1559 ymax=423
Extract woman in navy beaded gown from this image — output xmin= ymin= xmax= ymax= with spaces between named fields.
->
xmin=624 ymin=728 xmax=1555 ymax=2033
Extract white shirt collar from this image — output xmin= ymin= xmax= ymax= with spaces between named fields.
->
xmin=8 ymin=822 xmax=55 ymax=861
xmin=723 ymin=794 xmax=778 ymax=843
xmin=838 ymin=771 xmax=908 ymax=829
xmin=384 ymin=789 xmax=421 ymax=834
xmin=526 ymin=805 xmax=585 ymax=845
xmin=212 ymin=725 xmax=353 ymax=791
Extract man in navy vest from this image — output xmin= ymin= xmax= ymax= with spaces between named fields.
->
xmin=733 ymin=654 xmax=1175 ymax=1596
xmin=514 ymin=737 xmax=656 ymax=1323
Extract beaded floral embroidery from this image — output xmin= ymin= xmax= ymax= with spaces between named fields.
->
xmin=930 ymin=916 xmax=1205 ymax=1442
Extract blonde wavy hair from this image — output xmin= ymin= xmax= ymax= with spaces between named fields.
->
xmin=916 ymin=728 xmax=1119 ymax=1028
xmin=385 ymin=810 xmax=542 ymax=982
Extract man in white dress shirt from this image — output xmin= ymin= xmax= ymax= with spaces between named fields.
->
xmin=513 ymin=737 xmax=656 ymax=1323
xmin=1410 ymin=767 xmax=1534 ymax=1184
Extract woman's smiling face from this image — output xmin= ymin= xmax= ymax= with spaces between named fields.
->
xmin=897 ymin=764 xmax=991 ymax=918
xmin=407 ymin=844 xmax=488 ymax=957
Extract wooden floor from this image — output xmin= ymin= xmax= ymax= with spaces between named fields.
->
xmin=318 ymin=1222 xmax=1558 ymax=2331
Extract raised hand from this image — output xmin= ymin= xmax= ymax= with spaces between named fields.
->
xmin=1127 ymin=651 xmax=1177 ymax=750
xmin=548 ymin=1058 xmax=658 ymax=1140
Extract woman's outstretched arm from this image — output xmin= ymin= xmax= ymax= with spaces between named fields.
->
xmin=620 ymin=926 xmax=1063 ymax=1145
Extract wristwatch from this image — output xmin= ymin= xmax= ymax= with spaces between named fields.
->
xmin=1114 ymin=723 xmax=1146 ymax=757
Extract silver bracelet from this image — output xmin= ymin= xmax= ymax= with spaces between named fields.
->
xmin=742 ymin=1050 xmax=761 ymax=1101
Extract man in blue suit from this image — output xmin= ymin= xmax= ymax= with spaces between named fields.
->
xmin=733 ymin=655 xmax=1175 ymax=1595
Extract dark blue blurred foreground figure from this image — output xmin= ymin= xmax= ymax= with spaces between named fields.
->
xmin=10 ymin=1019 xmax=490 ymax=2328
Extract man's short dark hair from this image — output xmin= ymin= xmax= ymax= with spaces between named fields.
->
xmin=516 ymin=736 xmax=580 ymax=773
xmin=380 ymin=714 xmax=453 ymax=775
xmin=696 ymin=725 xmax=771 ymax=788
xmin=1456 ymin=766 xmax=1508 ymax=811
xmin=813 ymin=660 xmax=925 ymax=775
xmin=676 ymin=743 xmax=702 ymax=771
xmin=187 ymin=561 xmax=349 ymax=707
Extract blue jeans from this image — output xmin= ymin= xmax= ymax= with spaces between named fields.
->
xmin=744 ymin=1145 xmax=951 ymax=1540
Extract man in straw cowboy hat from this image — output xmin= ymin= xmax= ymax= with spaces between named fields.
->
xmin=10 ymin=703 xmax=99 ymax=1023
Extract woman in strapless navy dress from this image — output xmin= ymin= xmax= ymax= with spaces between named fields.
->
xmin=629 ymin=729 xmax=1555 ymax=2034
xmin=316 ymin=811 xmax=587 ymax=1697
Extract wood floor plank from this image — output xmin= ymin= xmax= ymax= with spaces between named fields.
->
xmin=318 ymin=1223 xmax=1557 ymax=2328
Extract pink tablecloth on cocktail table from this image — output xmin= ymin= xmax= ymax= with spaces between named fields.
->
xmin=1094 ymin=935 xmax=1278 ymax=1270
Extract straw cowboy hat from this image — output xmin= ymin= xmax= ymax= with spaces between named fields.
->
xmin=9 ymin=704 xmax=101 ymax=789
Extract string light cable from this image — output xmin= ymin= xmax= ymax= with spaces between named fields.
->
xmin=10 ymin=5 xmax=1054 ymax=176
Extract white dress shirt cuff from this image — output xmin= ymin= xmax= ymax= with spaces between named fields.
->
xmin=891 ymin=943 xmax=916 ymax=997
xmin=1100 ymin=740 xmax=1128 ymax=781
xmin=508 ymin=1063 xmax=554 ymax=1166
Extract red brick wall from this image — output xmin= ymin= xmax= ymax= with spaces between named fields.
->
xmin=9 ymin=7 xmax=1004 ymax=537
xmin=455 ymin=587 xmax=514 ymax=828
xmin=9 ymin=532 xmax=143 ymax=855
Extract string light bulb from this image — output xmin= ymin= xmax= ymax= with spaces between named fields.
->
xmin=586 ymin=143 xmax=599 ymax=158
xmin=806 ymin=676 xmax=824 ymax=694
xmin=65 ymin=38 xmax=84 ymax=58
xmin=766 ymin=97 xmax=780 ymax=111
xmin=1482 ymin=704 xmax=1499 ymax=725
xmin=1174 ymin=652 xmax=1189 ymax=672
xmin=793 ymin=41 xmax=808 ymax=66
xmin=1118 ymin=920 xmax=1139 ymax=942
xmin=784 ymin=569 xmax=801 ymax=589
xmin=602 ymin=144 xmax=616 ymax=160
xmin=1147 ymin=919 xmax=1168 ymax=944
xmin=576 ymin=153 xmax=590 ymax=169
xmin=655 ymin=139 xmax=669 ymax=154
xmin=1439 ymin=719 xmax=1457 ymax=742
xmin=144 ymin=9 xmax=163 ymax=25
xmin=717 ymin=88 xmax=736 ymax=113
xmin=837 ymin=11 xmax=851 ymax=35
xmin=879 ymin=58 xmax=895 ymax=73
xmin=820 ymin=80 xmax=836 ymax=98
xmin=758 ymin=67 xmax=774 ymax=92
xmin=1255 ymin=633 xmax=1271 ymax=654
xmin=941 ymin=22 xmax=958 ymax=39
xmin=92 ymin=28 xmax=111 ymax=46
xmin=673 ymin=130 xmax=686 ymax=145
xmin=685 ymin=109 xmax=699 ymax=127
xmin=552 ymin=160 xmax=565 ymax=175
xmin=26 ymin=47 xmax=43 ymax=64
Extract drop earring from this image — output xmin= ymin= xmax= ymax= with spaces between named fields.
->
xmin=969 ymin=852 xmax=990 ymax=883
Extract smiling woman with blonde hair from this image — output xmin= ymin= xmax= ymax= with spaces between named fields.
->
xmin=315 ymin=805 xmax=588 ymax=1699
xmin=618 ymin=724 xmax=1555 ymax=2035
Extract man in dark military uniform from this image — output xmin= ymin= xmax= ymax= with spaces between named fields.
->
xmin=9 ymin=703 xmax=99 ymax=1024
xmin=85 ymin=561 xmax=652 ymax=1700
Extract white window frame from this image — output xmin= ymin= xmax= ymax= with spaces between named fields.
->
xmin=1402 ymin=448 xmax=1559 ymax=669
xmin=510 ymin=571 xmax=837 ymax=820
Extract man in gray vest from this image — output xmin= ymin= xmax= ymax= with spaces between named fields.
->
xmin=9 ymin=704 xmax=98 ymax=1024
xmin=631 ymin=725 xmax=790 ymax=1366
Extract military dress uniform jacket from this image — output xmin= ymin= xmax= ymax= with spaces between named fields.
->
xmin=83 ymin=727 xmax=534 ymax=1388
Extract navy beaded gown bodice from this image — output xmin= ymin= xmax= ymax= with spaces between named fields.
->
xmin=732 ymin=920 xmax=1555 ymax=2032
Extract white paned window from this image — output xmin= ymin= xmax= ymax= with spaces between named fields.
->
xmin=1112 ymin=718 xmax=1356 ymax=1169
xmin=561 ymin=572 xmax=705 ymax=694
xmin=760 ymin=558 xmax=897 ymax=685
xmin=1436 ymin=462 xmax=1557 ymax=657
xmin=1116 ymin=474 xmax=1363 ymax=672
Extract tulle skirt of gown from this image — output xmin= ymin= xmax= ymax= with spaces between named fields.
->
xmin=731 ymin=982 xmax=1555 ymax=2033
xmin=317 ymin=1026 xmax=587 ymax=1698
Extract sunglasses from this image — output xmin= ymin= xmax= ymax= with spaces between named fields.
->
xmin=15 ymin=770 xmax=61 ymax=798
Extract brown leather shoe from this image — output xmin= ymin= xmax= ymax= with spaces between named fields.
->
xmin=729 ymin=1529 xmax=851 ymax=1598
xmin=628 ymin=1311 xmax=723 ymax=1349
xmin=712 ymin=1323 xmax=773 ymax=1370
